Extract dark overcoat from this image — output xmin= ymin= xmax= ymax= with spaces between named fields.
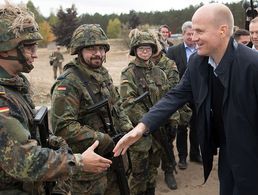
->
xmin=166 ymin=43 xmax=187 ymax=78
xmin=142 ymin=38 xmax=258 ymax=193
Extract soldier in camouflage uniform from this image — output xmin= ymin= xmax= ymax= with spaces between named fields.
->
xmin=0 ymin=2 xmax=112 ymax=195
xmin=50 ymin=46 xmax=64 ymax=79
xmin=150 ymin=32 xmax=180 ymax=190
xmin=50 ymin=24 xmax=133 ymax=195
xmin=120 ymin=29 xmax=169 ymax=195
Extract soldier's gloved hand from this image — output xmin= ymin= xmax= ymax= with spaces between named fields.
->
xmin=48 ymin=135 xmax=73 ymax=154
xmin=96 ymin=132 xmax=115 ymax=157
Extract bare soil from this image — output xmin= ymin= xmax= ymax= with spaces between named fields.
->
xmin=28 ymin=39 xmax=219 ymax=195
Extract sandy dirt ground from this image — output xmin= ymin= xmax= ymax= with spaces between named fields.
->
xmin=27 ymin=39 xmax=219 ymax=195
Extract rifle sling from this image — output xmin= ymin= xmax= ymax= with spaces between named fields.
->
xmin=69 ymin=67 xmax=108 ymax=132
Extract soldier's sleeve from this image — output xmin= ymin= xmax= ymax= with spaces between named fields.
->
xmin=51 ymin=78 xmax=106 ymax=153
xmin=164 ymin=58 xmax=180 ymax=89
xmin=0 ymin=108 xmax=84 ymax=182
xmin=119 ymin=68 xmax=147 ymax=126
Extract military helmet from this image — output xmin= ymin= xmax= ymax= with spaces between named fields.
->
xmin=0 ymin=2 xmax=42 ymax=52
xmin=129 ymin=30 xmax=158 ymax=56
xmin=70 ymin=24 xmax=110 ymax=55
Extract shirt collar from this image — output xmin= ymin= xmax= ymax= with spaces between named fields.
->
xmin=208 ymin=57 xmax=218 ymax=76
xmin=184 ymin=42 xmax=196 ymax=52
xmin=252 ymin=45 xmax=258 ymax=51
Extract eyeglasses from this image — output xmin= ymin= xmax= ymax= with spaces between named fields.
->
xmin=137 ymin=46 xmax=152 ymax=52
xmin=86 ymin=46 xmax=106 ymax=54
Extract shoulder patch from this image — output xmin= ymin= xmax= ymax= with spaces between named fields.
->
xmin=0 ymin=106 xmax=9 ymax=113
xmin=57 ymin=86 xmax=67 ymax=91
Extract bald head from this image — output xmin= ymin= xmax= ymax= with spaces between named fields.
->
xmin=191 ymin=3 xmax=234 ymax=63
xmin=193 ymin=3 xmax=234 ymax=36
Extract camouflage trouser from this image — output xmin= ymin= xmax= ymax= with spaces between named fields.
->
xmin=160 ymin=113 xmax=179 ymax=173
xmin=160 ymin=125 xmax=177 ymax=173
xmin=128 ymin=135 xmax=161 ymax=195
xmin=71 ymin=170 xmax=119 ymax=195
xmin=53 ymin=63 xmax=63 ymax=79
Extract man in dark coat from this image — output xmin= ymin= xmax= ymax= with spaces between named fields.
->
xmin=113 ymin=3 xmax=258 ymax=195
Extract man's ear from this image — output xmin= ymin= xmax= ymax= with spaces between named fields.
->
xmin=220 ymin=25 xmax=228 ymax=37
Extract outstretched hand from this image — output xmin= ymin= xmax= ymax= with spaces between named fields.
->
xmin=82 ymin=140 xmax=112 ymax=173
xmin=113 ymin=122 xmax=147 ymax=157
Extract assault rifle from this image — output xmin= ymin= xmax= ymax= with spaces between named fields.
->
xmin=34 ymin=106 xmax=55 ymax=195
xmin=134 ymin=91 xmax=177 ymax=173
xmin=34 ymin=106 xmax=50 ymax=147
xmin=85 ymin=99 xmax=130 ymax=195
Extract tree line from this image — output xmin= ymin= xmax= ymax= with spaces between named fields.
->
xmin=26 ymin=0 xmax=246 ymax=48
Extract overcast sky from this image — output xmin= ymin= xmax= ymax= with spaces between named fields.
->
xmin=12 ymin=0 xmax=242 ymax=17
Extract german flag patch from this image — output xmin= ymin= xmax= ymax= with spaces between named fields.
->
xmin=0 ymin=106 xmax=9 ymax=113
xmin=57 ymin=86 xmax=67 ymax=91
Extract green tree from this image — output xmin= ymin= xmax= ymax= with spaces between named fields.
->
xmin=52 ymin=4 xmax=79 ymax=47
xmin=128 ymin=10 xmax=140 ymax=29
xmin=48 ymin=12 xmax=58 ymax=26
xmin=107 ymin=18 xmax=122 ymax=38
xmin=27 ymin=0 xmax=45 ymax=23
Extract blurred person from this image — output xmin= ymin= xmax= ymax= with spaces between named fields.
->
xmin=158 ymin=24 xmax=174 ymax=51
xmin=51 ymin=24 xmax=133 ymax=195
xmin=167 ymin=21 xmax=201 ymax=170
xmin=150 ymin=32 xmax=180 ymax=190
xmin=233 ymin=28 xmax=251 ymax=46
xmin=0 ymin=2 xmax=111 ymax=194
xmin=50 ymin=45 xmax=64 ymax=79
xmin=249 ymin=17 xmax=258 ymax=51
xmin=114 ymin=3 xmax=258 ymax=195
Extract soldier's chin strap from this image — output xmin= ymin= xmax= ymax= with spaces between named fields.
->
xmin=0 ymin=45 xmax=34 ymax=73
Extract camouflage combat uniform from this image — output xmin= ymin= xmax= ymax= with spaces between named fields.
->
xmin=120 ymin=31 xmax=169 ymax=195
xmin=0 ymin=69 xmax=84 ymax=194
xmin=0 ymin=3 xmax=85 ymax=194
xmin=51 ymin=24 xmax=133 ymax=195
xmin=152 ymin=52 xmax=180 ymax=182
xmin=50 ymin=48 xmax=64 ymax=79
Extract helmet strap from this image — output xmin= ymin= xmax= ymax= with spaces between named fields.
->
xmin=16 ymin=44 xmax=34 ymax=73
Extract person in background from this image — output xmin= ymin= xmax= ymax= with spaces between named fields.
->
xmin=0 ymin=2 xmax=111 ymax=194
xmin=114 ymin=3 xmax=258 ymax=195
xmin=167 ymin=21 xmax=202 ymax=170
xmin=233 ymin=28 xmax=251 ymax=46
xmin=158 ymin=24 xmax=174 ymax=51
xmin=50 ymin=45 xmax=64 ymax=79
xmin=120 ymin=29 xmax=169 ymax=195
xmin=249 ymin=17 xmax=258 ymax=51
xmin=150 ymin=32 xmax=180 ymax=190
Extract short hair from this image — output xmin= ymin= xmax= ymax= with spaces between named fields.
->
xmin=181 ymin=21 xmax=192 ymax=33
xmin=250 ymin=17 xmax=258 ymax=25
xmin=159 ymin=24 xmax=169 ymax=32
xmin=233 ymin=29 xmax=250 ymax=41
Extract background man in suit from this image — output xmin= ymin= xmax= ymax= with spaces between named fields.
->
xmin=166 ymin=21 xmax=202 ymax=169
xmin=249 ymin=17 xmax=258 ymax=51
